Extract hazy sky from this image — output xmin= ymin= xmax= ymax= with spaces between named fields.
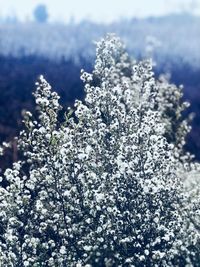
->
xmin=0 ymin=0 xmax=199 ymax=22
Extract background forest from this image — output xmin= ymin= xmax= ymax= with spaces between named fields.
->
xmin=0 ymin=6 xmax=200 ymax=169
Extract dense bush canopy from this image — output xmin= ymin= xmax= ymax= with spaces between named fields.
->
xmin=0 ymin=35 xmax=199 ymax=267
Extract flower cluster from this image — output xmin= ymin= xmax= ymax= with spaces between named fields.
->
xmin=0 ymin=35 xmax=199 ymax=266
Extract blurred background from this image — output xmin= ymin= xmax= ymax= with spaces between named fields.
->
xmin=0 ymin=0 xmax=200 ymax=167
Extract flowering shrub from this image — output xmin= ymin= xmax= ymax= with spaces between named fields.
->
xmin=0 ymin=35 xmax=199 ymax=266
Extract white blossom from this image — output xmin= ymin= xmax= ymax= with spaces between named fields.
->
xmin=0 ymin=34 xmax=199 ymax=267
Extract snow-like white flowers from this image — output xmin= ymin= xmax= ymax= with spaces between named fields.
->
xmin=0 ymin=34 xmax=199 ymax=266
xmin=0 ymin=146 xmax=3 ymax=156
